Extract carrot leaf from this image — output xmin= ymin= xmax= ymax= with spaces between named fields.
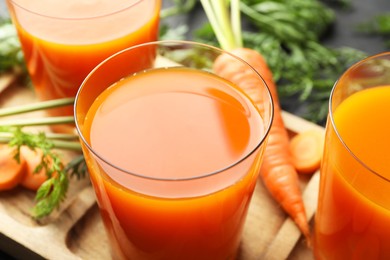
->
xmin=0 ymin=97 xmax=85 ymax=219
xmin=194 ymin=0 xmax=368 ymax=124
xmin=33 ymin=175 xmax=69 ymax=219
xmin=4 ymin=126 xmax=86 ymax=219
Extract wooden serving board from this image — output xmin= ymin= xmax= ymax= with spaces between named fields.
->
xmin=0 ymin=74 xmax=323 ymax=260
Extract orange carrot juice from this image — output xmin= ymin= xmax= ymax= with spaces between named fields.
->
xmin=6 ymin=0 xmax=160 ymax=128
xmin=314 ymin=86 xmax=390 ymax=260
xmin=81 ymin=67 xmax=266 ymax=260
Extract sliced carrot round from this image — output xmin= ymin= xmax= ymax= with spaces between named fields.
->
xmin=19 ymin=146 xmax=50 ymax=191
xmin=290 ymin=129 xmax=325 ymax=174
xmin=0 ymin=144 xmax=26 ymax=191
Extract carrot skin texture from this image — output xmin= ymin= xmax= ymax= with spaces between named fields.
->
xmin=19 ymin=146 xmax=50 ymax=191
xmin=213 ymin=48 xmax=310 ymax=240
xmin=0 ymin=144 xmax=26 ymax=191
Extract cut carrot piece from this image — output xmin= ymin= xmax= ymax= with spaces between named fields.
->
xmin=290 ymin=129 xmax=325 ymax=174
xmin=19 ymin=146 xmax=50 ymax=191
xmin=0 ymin=144 xmax=26 ymax=191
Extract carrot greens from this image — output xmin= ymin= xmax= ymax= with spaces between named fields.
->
xmin=358 ymin=12 xmax=390 ymax=48
xmin=200 ymin=0 xmax=242 ymax=50
xmin=162 ymin=0 xmax=369 ymax=124
xmin=8 ymin=127 xmax=85 ymax=219
xmin=0 ymin=98 xmax=85 ymax=219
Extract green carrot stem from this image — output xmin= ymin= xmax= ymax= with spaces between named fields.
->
xmin=0 ymin=116 xmax=74 ymax=127
xmin=213 ymin=0 xmax=236 ymax=50
xmin=200 ymin=0 xmax=232 ymax=50
xmin=0 ymin=97 xmax=75 ymax=117
xmin=50 ymin=139 xmax=82 ymax=151
xmin=200 ymin=0 xmax=240 ymax=50
xmin=0 ymin=133 xmax=81 ymax=151
xmin=0 ymin=135 xmax=81 ymax=151
xmin=230 ymin=0 xmax=242 ymax=48
xmin=45 ymin=132 xmax=79 ymax=140
xmin=0 ymin=136 xmax=12 ymax=143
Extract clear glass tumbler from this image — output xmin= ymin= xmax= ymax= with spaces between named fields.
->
xmin=313 ymin=52 xmax=390 ymax=259
xmin=6 ymin=0 xmax=161 ymax=133
xmin=74 ymin=40 xmax=273 ymax=260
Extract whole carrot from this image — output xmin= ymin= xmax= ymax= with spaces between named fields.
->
xmin=213 ymin=48 xmax=310 ymax=240
xmin=201 ymin=0 xmax=310 ymax=241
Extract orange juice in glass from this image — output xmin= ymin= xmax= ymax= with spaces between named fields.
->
xmin=74 ymin=41 xmax=273 ymax=260
xmin=6 ymin=0 xmax=161 ymax=133
xmin=313 ymin=52 xmax=390 ymax=260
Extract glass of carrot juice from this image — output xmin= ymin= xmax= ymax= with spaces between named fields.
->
xmin=313 ymin=52 xmax=390 ymax=260
xmin=74 ymin=41 xmax=273 ymax=260
xmin=6 ymin=0 xmax=161 ymax=133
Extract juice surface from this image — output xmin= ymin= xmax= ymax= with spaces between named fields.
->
xmin=314 ymin=86 xmax=390 ymax=260
xmin=7 ymin=0 xmax=160 ymax=122
xmin=82 ymin=67 xmax=266 ymax=259
xmin=86 ymin=67 xmax=264 ymax=180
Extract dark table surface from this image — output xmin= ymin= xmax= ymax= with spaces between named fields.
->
xmin=0 ymin=0 xmax=389 ymax=259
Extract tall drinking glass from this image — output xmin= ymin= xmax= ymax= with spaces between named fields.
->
xmin=74 ymin=41 xmax=273 ymax=260
xmin=313 ymin=52 xmax=390 ymax=259
xmin=6 ymin=0 xmax=161 ymax=133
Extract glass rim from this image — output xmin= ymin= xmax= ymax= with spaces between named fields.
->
xmin=329 ymin=51 xmax=390 ymax=181
xmin=74 ymin=40 xmax=274 ymax=182
xmin=7 ymin=0 xmax=146 ymax=20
